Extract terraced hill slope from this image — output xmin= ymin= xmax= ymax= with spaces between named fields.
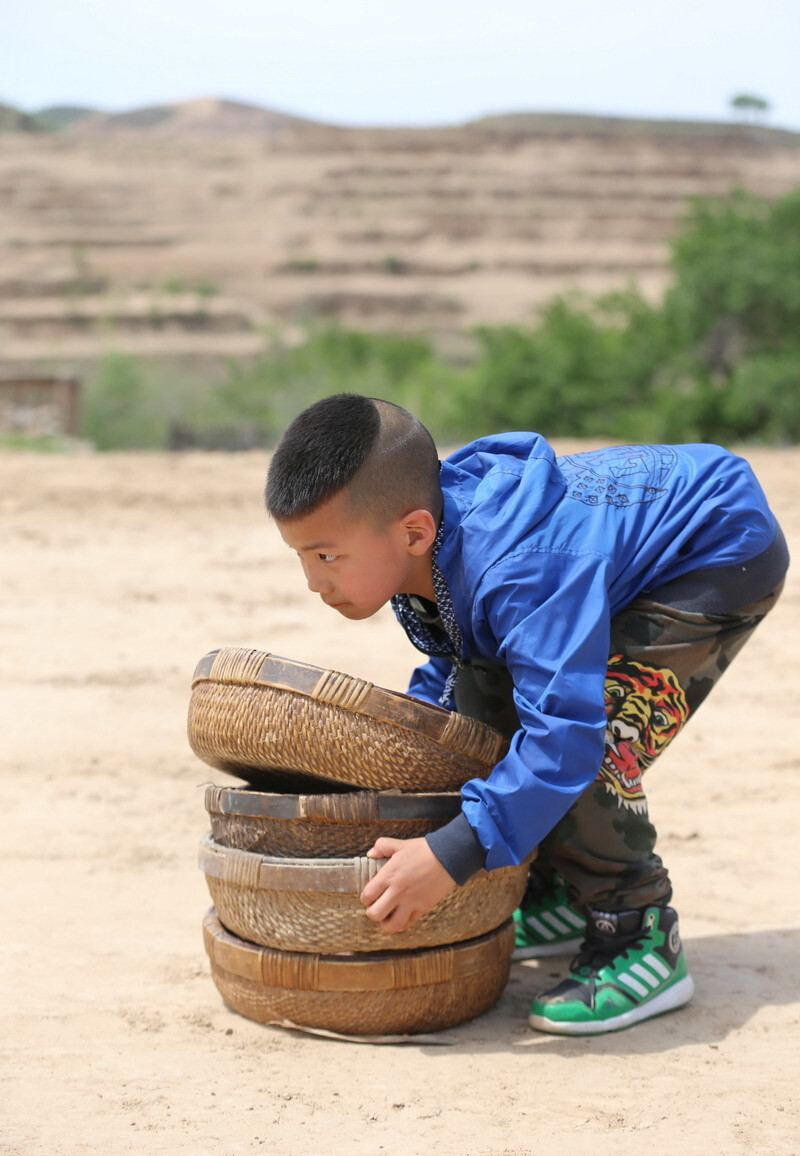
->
xmin=1 ymin=101 xmax=799 ymax=371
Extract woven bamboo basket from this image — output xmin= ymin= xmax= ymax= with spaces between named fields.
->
xmin=206 ymin=784 xmax=463 ymax=857
xmin=188 ymin=648 xmax=507 ymax=791
xmin=203 ymin=908 xmax=514 ymax=1035
xmin=199 ymin=835 xmax=530 ymax=953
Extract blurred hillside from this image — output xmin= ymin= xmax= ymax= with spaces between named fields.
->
xmin=1 ymin=96 xmax=799 ymax=376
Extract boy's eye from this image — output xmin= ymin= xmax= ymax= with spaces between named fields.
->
xmin=319 ymin=553 xmax=337 ymax=562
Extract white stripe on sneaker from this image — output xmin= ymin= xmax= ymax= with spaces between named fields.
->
xmin=540 ymin=911 xmax=571 ymax=935
xmin=524 ymin=915 xmax=556 ymax=941
xmin=642 ymin=952 xmax=671 ymax=979
xmin=617 ymin=972 xmax=649 ymax=999
xmin=555 ymin=904 xmax=586 ymax=929
xmin=630 ymin=963 xmax=661 ymax=989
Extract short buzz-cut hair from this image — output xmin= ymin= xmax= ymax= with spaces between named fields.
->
xmin=265 ymin=393 xmax=442 ymax=526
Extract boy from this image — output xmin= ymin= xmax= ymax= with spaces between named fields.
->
xmin=265 ymin=393 xmax=788 ymax=1034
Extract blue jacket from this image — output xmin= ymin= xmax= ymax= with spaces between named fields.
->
xmin=407 ymin=434 xmax=780 ymax=871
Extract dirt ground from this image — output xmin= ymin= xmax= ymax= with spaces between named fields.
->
xmin=2 ymin=444 xmax=798 ymax=1156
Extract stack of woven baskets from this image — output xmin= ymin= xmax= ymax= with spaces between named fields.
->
xmin=188 ymin=646 xmax=530 ymax=1037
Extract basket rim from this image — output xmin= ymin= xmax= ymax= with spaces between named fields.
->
xmin=203 ymin=908 xmax=514 ymax=991
xmin=199 ymin=833 xmax=386 ymax=891
xmin=204 ymin=783 xmax=462 ymax=822
xmin=198 ymin=834 xmax=530 ymax=893
xmin=191 ymin=647 xmax=507 ymax=762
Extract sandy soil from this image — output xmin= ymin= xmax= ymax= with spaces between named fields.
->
xmin=2 ymin=445 xmax=798 ymax=1156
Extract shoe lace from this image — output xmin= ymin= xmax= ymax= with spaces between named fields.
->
xmin=571 ymin=927 xmax=646 ymax=975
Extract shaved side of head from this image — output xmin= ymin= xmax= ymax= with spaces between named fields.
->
xmin=265 ymin=394 xmax=442 ymax=526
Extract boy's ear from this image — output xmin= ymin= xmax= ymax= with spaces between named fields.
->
xmin=401 ymin=508 xmax=438 ymax=555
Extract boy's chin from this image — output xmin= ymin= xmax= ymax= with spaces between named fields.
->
xmin=332 ymin=602 xmax=383 ymax=621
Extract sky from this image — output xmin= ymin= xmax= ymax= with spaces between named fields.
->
xmin=3 ymin=0 xmax=799 ymax=131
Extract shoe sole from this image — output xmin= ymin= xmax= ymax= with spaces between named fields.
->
xmin=512 ymin=936 xmax=584 ymax=960
xmin=528 ymin=974 xmax=695 ymax=1035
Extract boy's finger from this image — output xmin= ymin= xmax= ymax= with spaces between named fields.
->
xmin=359 ymin=875 xmax=384 ymax=906
xmin=374 ymin=911 xmax=407 ymax=933
xmin=368 ymin=900 xmax=409 ymax=933
xmin=360 ymin=861 xmax=396 ymax=905
xmin=367 ymin=837 xmax=402 ymax=859
xmin=378 ymin=905 xmax=423 ymax=934
xmin=363 ymin=890 xmax=398 ymax=925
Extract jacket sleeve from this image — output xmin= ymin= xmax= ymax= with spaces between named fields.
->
xmin=460 ymin=547 xmax=612 ymax=870
xmin=407 ymin=654 xmax=453 ymax=708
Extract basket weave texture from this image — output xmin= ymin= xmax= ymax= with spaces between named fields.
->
xmin=199 ymin=835 xmax=530 ymax=953
xmin=206 ymin=784 xmax=463 ymax=857
xmin=188 ymin=648 xmax=507 ymax=791
xmin=203 ymin=909 xmax=514 ymax=1035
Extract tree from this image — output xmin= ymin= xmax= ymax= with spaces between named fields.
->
xmin=729 ymin=93 xmax=770 ymax=122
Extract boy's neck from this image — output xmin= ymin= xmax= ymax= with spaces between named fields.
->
xmin=404 ymin=552 xmax=436 ymax=603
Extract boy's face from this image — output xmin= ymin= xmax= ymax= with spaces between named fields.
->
xmin=275 ymin=492 xmax=436 ymax=621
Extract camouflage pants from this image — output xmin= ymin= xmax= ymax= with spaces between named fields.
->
xmin=454 ymin=577 xmax=786 ymax=912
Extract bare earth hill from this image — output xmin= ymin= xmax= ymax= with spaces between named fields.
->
xmin=1 ymin=98 xmax=799 ymax=373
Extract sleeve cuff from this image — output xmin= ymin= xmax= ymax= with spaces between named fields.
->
xmin=425 ymin=812 xmax=487 ymax=885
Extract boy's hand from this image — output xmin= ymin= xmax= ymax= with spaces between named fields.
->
xmin=360 ymin=837 xmax=456 ymax=933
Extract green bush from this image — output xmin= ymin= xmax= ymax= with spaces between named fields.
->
xmin=208 ymin=327 xmax=448 ymax=443
xmin=667 ymin=188 xmax=800 ymax=358
xmin=77 ymin=327 xmax=457 ymax=450
xmin=82 ymin=354 xmax=221 ymax=449
xmin=82 ymin=355 xmax=169 ymax=449
xmin=721 ymin=352 xmax=800 ymax=441
xmin=452 ymin=290 xmax=670 ymax=440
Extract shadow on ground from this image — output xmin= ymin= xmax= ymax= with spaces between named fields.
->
xmin=422 ymin=925 xmax=800 ymax=1056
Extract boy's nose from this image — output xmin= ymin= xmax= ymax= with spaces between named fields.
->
xmin=304 ymin=563 xmax=333 ymax=595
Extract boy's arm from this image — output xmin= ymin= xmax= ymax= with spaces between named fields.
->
xmin=460 ymin=548 xmax=612 ymax=870
xmin=406 ymin=654 xmax=453 ymax=707
xmin=361 ymin=550 xmax=612 ymax=931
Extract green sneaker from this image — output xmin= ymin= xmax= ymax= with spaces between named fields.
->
xmin=513 ymin=871 xmax=587 ymax=959
xmin=528 ymin=905 xmax=694 ymax=1034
